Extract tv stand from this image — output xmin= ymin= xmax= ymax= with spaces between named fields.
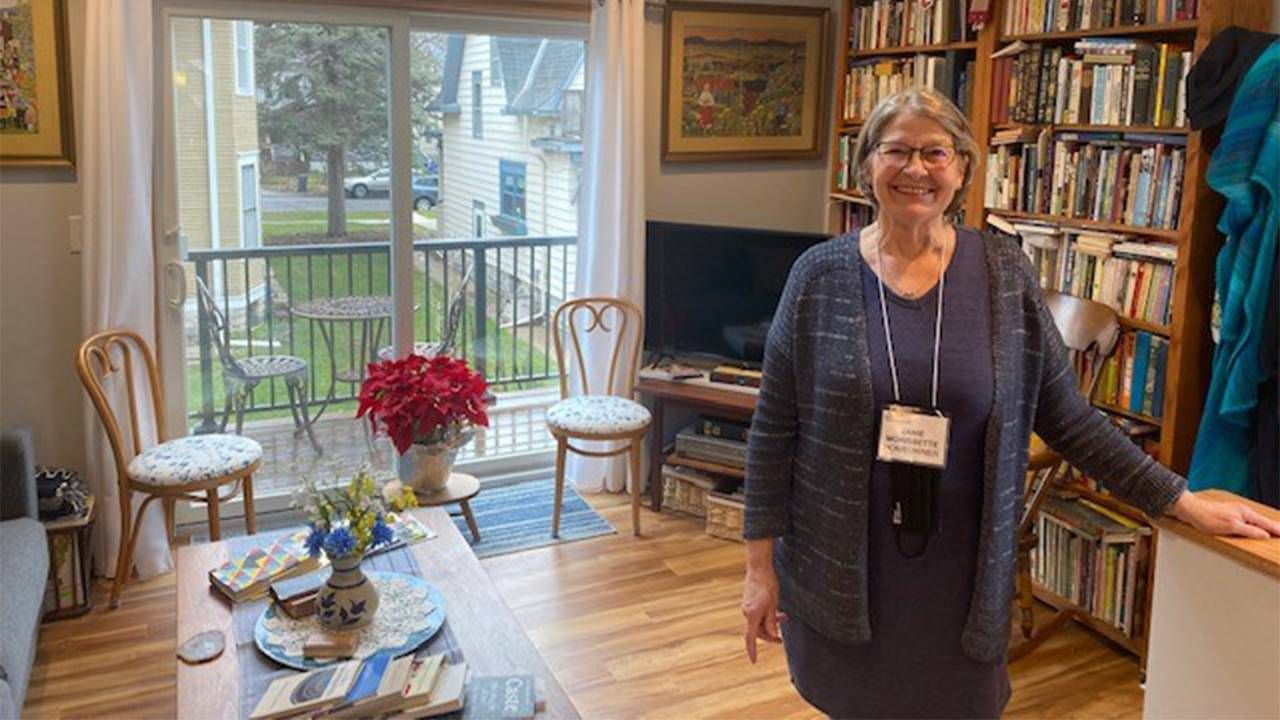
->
xmin=634 ymin=376 xmax=757 ymax=512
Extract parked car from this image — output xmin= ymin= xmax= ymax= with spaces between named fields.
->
xmin=343 ymin=169 xmax=440 ymax=210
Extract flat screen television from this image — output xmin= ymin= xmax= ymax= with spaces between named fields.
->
xmin=645 ymin=221 xmax=829 ymax=366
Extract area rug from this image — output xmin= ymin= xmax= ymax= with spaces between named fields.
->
xmin=450 ymin=477 xmax=616 ymax=558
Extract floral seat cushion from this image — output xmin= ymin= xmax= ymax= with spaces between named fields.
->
xmin=234 ymin=355 xmax=307 ymax=380
xmin=545 ymin=395 xmax=651 ymax=436
xmin=127 ymin=434 xmax=263 ymax=486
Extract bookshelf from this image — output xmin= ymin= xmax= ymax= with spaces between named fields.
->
xmin=826 ymin=0 xmax=1275 ymax=666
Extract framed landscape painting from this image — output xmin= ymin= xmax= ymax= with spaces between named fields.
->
xmin=662 ymin=2 xmax=829 ymax=163
xmin=1 ymin=0 xmax=74 ymax=168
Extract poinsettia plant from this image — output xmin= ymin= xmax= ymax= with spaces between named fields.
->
xmin=356 ymin=353 xmax=490 ymax=454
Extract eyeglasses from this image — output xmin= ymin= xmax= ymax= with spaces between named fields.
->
xmin=875 ymin=142 xmax=957 ymax=169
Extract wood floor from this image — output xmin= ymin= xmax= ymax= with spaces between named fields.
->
xmin=23 ymin=494 xmax=1144 ymax=719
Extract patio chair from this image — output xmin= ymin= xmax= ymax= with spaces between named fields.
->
xmin=376 ymin=268 xmax=472 ymax=362
xmin=545 ymin=297 xmax=651 ymax=537
xmin=77 ymin=330 xmax=262 ymax=608
xmin=195 ymin=276 xmax=322 ymax=454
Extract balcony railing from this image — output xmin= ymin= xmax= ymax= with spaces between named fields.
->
xmin=186 ymin=235 xmax=577 ymax=437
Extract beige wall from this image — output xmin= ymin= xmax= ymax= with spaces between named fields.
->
xmin=644 ymin=0 xmax=841 ymax=235
xmin=0 ymin=0 xmax=86 ymax=469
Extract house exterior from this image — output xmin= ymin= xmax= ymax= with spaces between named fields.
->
xmin=171 ymin=18 xmax=264 ymax=309
xmin=432 ymin=34 xmax=583 ymax=321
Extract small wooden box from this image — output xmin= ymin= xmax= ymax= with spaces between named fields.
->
xmin=661 ymin=465 xmax=715 ymax=517
xmin=705 ymin=494 xmax=744 ymax=543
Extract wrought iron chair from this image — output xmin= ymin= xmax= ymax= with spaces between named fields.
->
xmin=77 ymin=330 xmax=262 ymax=608
xmin=377 ymin=268 xmax=473 ymax=362
xmin=1010 ymin=290 xmax=1124 ymax=662
xmin=545 ymin=297 xmax=651 ymax=537
xmin=195 ymin=276 xmax=322 ymax=454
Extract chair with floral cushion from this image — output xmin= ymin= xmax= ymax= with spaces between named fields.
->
xmin=545 ymin=297 xmax=651 ymax=537
xmin=76 ymin=330 xmax=262 ymax=608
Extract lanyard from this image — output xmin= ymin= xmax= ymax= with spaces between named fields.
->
xmin=873 ymin=236 xmax=947 ymax=409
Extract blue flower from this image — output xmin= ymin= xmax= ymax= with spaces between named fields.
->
xmin=371 ymin=516 xmax=395 ymax=548
xmin=305 ymin=525 xmax=326 ymax=558
xmin=323 ymin=526 xmax=357 ymax=558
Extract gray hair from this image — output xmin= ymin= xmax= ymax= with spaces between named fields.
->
xmin=852 ymin=88 xmax=979 ymax=219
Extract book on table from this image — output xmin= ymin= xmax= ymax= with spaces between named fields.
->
xmin=323 ymin=653 xmax=417 ymax=719
xmin=390 ymin=661 xmax=469 ymax=719
xmin=249 ymin=658 xmax=363 ymax=720
xmin=209 ymin=529 xmax=319 ymax=602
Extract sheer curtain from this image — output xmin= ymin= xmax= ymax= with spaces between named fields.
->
xmin=569 ymin=0 xmax=647 ymax=493
xmin=81 ymin=0 xmax=172 ymax=579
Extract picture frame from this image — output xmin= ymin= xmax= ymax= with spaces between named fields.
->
xmin=661 ymin=2 xmax=829 ymax=163
xmin=1 ymin=0 xmax=75 ymax=168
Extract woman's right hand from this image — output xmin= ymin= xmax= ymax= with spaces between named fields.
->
xmin=742 ymin=565 xmax=787 ymax=663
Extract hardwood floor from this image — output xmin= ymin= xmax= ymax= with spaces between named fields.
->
xmin=23 ymin=494 xmax=1144 ymax=719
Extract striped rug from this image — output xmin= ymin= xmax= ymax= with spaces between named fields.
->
xmin=450 ymin=477 xmax=616 ymax=558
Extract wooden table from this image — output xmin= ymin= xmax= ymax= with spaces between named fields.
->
xmin=414 ymin=473 xmax=482 ymax=543
xmin=176 ymin=506 xmax=579 ymax=719
xmin=634 ymin=377 xmax=757 ymax=511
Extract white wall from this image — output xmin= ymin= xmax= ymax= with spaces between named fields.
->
xmin=644 ymin=0 xmax=841 ymax=235
xmin=0 ymin=0 xmax=86 ymax=471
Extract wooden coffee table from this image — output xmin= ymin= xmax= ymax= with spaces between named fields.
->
xmin=413 ymin=472 xmax=482 ymax=543
xmin=175 ymin=506 xmax=578 ymax=719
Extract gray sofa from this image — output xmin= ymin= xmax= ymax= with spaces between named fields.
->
xmin=0 ymin=427 xmax=49 ymax=720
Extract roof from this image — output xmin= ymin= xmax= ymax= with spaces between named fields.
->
xmin=430 ymin=34 xmax=584 ymax=117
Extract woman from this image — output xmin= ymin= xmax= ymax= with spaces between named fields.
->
xmin=740 ymin=88 xmax=1280 ymax=719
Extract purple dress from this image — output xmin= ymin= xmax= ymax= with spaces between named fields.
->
xmin=781 ymin=228 xmax=1010 ymax=718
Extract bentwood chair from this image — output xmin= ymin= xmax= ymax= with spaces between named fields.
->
xmin=1009 ymin=290 xmax=1123 ymax=662
xmin=195 ymin=276 xmax=321 ymax=454
xmin=545 ymin=297 xmax=651 ymax=537
xmin=77 ymin=330 xmax=262 ymax=608
xmin=377 ymin=268 xmax=473 ymax=362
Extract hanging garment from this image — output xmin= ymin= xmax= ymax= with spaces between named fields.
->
xmin=1187 ymin=26 xmax=1279 ymax=131
xmin=1188 ymin=41 xmax=1280 ymax=497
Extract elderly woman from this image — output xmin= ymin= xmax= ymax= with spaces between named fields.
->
xmin=740 ymin=88 xmax=1280 ymax=719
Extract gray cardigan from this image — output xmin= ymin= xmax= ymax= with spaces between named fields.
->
xmin=743 ymin=230 xmax=1187 ymax=663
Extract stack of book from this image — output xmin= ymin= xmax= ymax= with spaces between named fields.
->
xmin=844 ymin=52 xmax=974 ymax=121
xmin=985 ymin=131 xmax=1187 ymax=230
xmin=1014 ymin=221 xmax=1177 ymax=326
xmin=251 ymin=653 xmax=539 ymax=720
xmin=209 ymin=529 xmax=320 ymax=603
xmin=1092 ymin=330 xmax=1169 ymax=419
xmin=990 ymin=40 xmax=1190 ymax=127
xmin=1002 ymin=0 xmax=1197 ymax=36
xmin=849 ymin=0 xmax=973 ymax=50
xmin=1031 ymin=492 xmax=1153 ymax=637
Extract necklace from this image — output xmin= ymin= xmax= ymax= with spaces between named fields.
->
xmin=868 ymin=229 xmax=950 ymax=298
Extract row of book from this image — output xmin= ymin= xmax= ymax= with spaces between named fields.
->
xmin=1014 ymin=221 xmax=1177 ymax=326
xmin=849 ymin=0 xmax=973 ymax=51
xmin=1002 ymin=0 xmax=1197 ymax=36
xmin=252 ymin=652 xmax=537 ymax=720
xmin=990 ymin=40 xmax=1190 ymax=128
xmin=984 ymin=130 xmax=1186 ymax=230
xmin=1093 ymin=330 xmax=1169 ymax=419
xmin=1031 ymin=492 xmax=1152 ymax=637
xmin=838 ymin=199 xmax=876 ymax=233
xmin=844 ymin=52 xmax=974 ymax=122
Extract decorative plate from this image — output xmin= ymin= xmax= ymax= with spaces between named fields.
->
xmin=254 ymin=571 xmax=445 ymax=670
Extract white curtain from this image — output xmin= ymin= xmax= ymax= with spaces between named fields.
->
xmin=570 ymin=0 xmax=647 ymax=493
xmin=81 ymin=0 xmax=171 ymax=579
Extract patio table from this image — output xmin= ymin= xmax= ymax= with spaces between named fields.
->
xmin=292 ymin=295 xmax=397 ymax=422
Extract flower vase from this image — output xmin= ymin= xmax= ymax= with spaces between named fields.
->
xmin=317 ymin=553 xmax=379 ymax=630
xmin=399 ymin=429 xmax=475 ymax=495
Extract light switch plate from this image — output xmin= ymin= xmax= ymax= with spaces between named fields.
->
xmin=68 ymin=214 xmax=83 ymax=254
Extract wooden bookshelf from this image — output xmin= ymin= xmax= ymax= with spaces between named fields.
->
xmin=826 ymin=0 xmax=1274 ymax=668
xmin=850 ymin=40 xmax=977 ymax=58
xmin=664 ymin=453 xmax=744 ymax=480
xmin=1031 ymin=585 xmax=1144 ymax=655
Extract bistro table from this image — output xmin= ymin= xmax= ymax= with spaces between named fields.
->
xmin=292 ymin=295 xmax=400 ymax=421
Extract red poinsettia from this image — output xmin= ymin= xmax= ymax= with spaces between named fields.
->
xmin=356 ymin=354 xmax=490 ymax=455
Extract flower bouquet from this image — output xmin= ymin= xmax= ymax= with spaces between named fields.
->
xmin=357 ymin=354 xmax=490 ymax=494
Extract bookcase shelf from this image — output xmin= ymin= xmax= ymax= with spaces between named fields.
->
xmin=664 ymin=453 xmax=744 ymax=480
xmin=850 ymin=40 xmax=977 ymax=58
xmin=1094 ymin=401 xmax=1163 ymax=427
xmin=1001 ymin=19 xmax=1199 ymax=43
xmin=1031 ymin=584 xmax=1144 ymax=655
xmin=993 ymin=122 xmax=1192 ymax=135
xmin=1118 ymin=315 xmax=1171 ymax=336
xmin=831 ymin=190 xmax=874 ymax=206
xmin=983 ymin=208 xmax=1183 ymax=241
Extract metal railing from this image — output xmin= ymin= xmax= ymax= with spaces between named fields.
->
xmin=186 ymin=235 xmax=577 ymax=433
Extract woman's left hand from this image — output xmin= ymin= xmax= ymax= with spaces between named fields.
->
xmin=1170 ymin=491 xmax=1280 ymax=538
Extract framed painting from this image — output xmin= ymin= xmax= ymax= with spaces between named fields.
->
xmin=1 ymin=0 xmax=75 ymax=168
xmin=662 ymin=2 xmax=829 ymax=163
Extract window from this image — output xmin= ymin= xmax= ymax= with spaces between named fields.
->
xmin=472 ymin=200 xmax=486 ymax=238
xmin=561 ymin=89 xmax=582 ymax=137
xmin=233 ymin=21 xmax=254 ymax=96
xmin=471 ymin=70 xmax=483 ymax=140
xmin=498 ymin=160 xmax=526 ymax=235
xmin=489 ymin=40 xmax=502 ymax=87
xmin=238 ymin=155 xmax=260 ymax=248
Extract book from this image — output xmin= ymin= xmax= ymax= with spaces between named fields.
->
xmin=401 ymin=654 xmax=448 ymax=709
xmin=391 ymin=661 xmax=468 ymax=719
xmin=249 ymin=659 xmax=362 ymax=720
xmin=209 ymin=529 xmax=319 ymax=602
xmin=304 ymin=631 xmax=359 ymax=659
xmin=325 ymin=653 xmax=417 ymax=719
xmin=461 ymin=675 xmax=536 ymax=720
xmin=270 ymin=568 xmax=327 ymax=605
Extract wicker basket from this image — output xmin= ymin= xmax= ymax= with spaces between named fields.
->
xmin=661 ymin=465 xmax=715 ymax=517
xmin=705 ymin=494 xmax=745 ymax=543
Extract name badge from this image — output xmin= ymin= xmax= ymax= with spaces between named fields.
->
xmin=877 ymin=404 xmax=950 ymax=469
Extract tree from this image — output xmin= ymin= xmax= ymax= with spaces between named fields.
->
xmin=255 ymin=23 xmax=445 ymax=238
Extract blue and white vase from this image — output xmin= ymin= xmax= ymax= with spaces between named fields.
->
xmin=317 ymin=553 xmax=379 ymax=630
